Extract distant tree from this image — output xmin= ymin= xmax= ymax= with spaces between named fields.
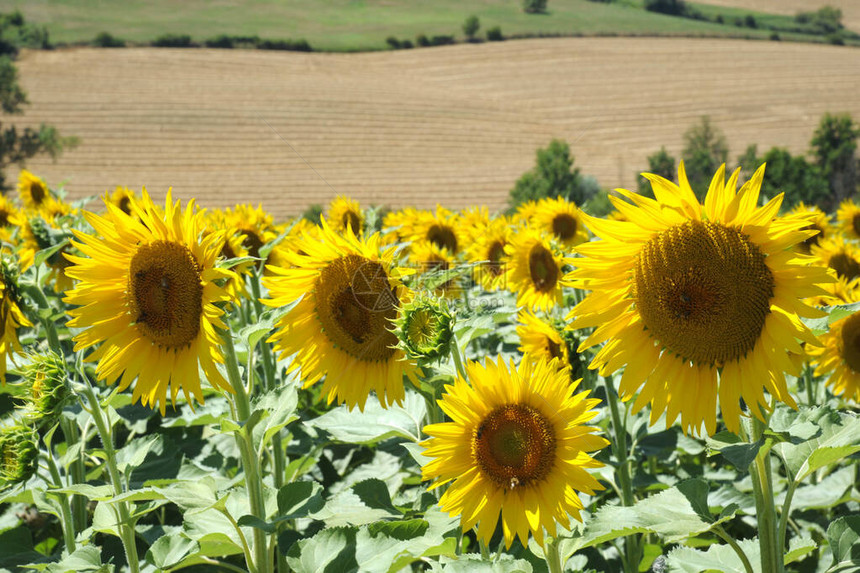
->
xmin=302 ymin=204 xmax=323 ymax=225
xmin=637 ymin=146 xmax=676 ymax=198
xmin=796 ymin=6 xmax=843 ymax=34
xmin=508 ymin=139 xmax=588 ymax=210
xmin=522 ymin=0 xmax=548 ymax=15
xmin=811 ymin=112 xmax=859 ymax=207
xmin=737 ymin=143 xmax=760 ymax=179
xmin=644 ymin=0 xmax=687 ymax=16
xmin=682 ymin=116 xmax=729 ymax=199
xmin=93 ymin=32 xmax=125 ymax=48
xmin=463 ymin=15 xmax=481 ymax=41
xmin=486 ymin=26 xmax=504 ymax=41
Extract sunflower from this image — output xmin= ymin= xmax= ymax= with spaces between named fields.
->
xmin=410 ymin=240 xmax=461 ymax=298
xmin=327 ymin=196 xmax=364 ymax=236
xmin=63 ymin=191 xmax=235 ymax=413
xmin=837 ymin=199 xmax=860 ymax=241
xmin=400 ymin=206 xmax=463 ymax=255
xmin=568 ymin=163 xmax=830 ymax=435
xmin=105 ymin=186 xmax=139 ymax=216
xmin=504 ymin=227 xmax=573 ymax=312
xmin=467 ymin=217 xmax=512 ymax=291
xmin=459 ymin=205 xmax=491 ymax=249
xmin=212 ymin=220 xmax=252 ymax=299
xmin=529 ymin=197 xmax=589 ymax=249
xmin=17 ymin=211 xmax=76 ymax=293
xmin=17 ymin=170 xmax=50 ymax=211
xmin=808 ymin=309 xmax=860 ymax=402
xmin=262 ymin=219 xmax=420 ymax=409
xmin=219 ymin=204 xmax=278 ymax=260
xmin=421 ymin=356 xmax=607 ymax=548
xmin=811 ymin=235 xmax=860 ymax=282
xmin=0 ymin=195 xmax=23 ymax=245
xmin=381 ymin=207 xmax=417 ymax=245
xmin=808 ymin=275 xmax=860 ymax=308
xmin=0 ymin=263 xmax=32 ymax=384
xmin=517 ymin=311 xmax=569 ymax=368
xmin=790 ymin=202 xmax=830 ymax=254
xmin=513 ymin=200 xmax=539 ymax=225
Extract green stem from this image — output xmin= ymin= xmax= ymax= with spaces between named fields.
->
xmin=603 ymin=376 xmax=639 ymax=573
xmin=60 ymin=416 xmax=88 ymax=532
xmin=748 ymin=415 xmax=782 ymax=573
xmin=714 ymin=525 xmax=754 ymax=573
xmin=43 ymin=445 xmax=77 ymax=554
xmin=29 ymin=285 xmax=63 ymax=355
xmin=220 ymin=508 xmax=258 ymax=573
xmin=450 ymin=335 xmax=468 ymax=382
xmin=544 ymin=536 xmax=564 ymax=573
xmin=222 ymin=328 xmax=270 ymax=573
xmin=803 ymin=363 xmax=815 ymax=407
xmin=79 ymin=380 xmax=140 ymax=573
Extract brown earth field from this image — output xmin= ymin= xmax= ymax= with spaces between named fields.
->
xmin=696 ymin=0 xmax=860 ymax=33
xmin=8 ymin=38 xmax=860 ymax=218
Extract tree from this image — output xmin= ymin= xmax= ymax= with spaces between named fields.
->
xmin=637 ymin=146 xmax=676 ymax=198
xmin=522 ymin=0 xmax=548 ymax=15
xmin=644 ymin=0 xmax=687 ymax=16
xmin=682 ymin=116 xmax=728 ymax=199
xmin=811 ymin=112 xmax=859 ymax=208
xmin=752 ymin=147 xmax=829 ymax=210
xmin=462 ymin=15 xmax=480 ymax=41
xmin=508 ymin=139 xmax=588 ymax=210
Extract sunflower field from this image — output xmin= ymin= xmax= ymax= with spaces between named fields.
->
xmin=0 ymin=164 xmax=859 ymax=573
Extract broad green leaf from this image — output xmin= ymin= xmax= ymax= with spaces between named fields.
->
xmin=237 ymin=514 xmax=276 ymax=534
xmin=285 ymin=526 xmax=359 ymax=573
xmin=239 ymin=302 xmax=298 ymax=351
xmin=277 ymin=481 xmax=324 ymax=519
xmin=352 ymin=479 xmax=401 ymax=514
xmin=39 ymin=545 xmax=111 ymax=573
xmin=156 ymin=478 xmax=219 ymax=512
xmin=785 ymin=466 xmax=855 ymax=511
xmin=430 ymin=554 xmax=533 ymax=572
xmin=772 ymin=406 xmax=860 ymax=482
xmin=145 ymin=534 xmax=198 ymax=570
xmin=309 ymin=390 xmax=426 ymax=444
xmin=667 ymin=537 xmax=759 ymax=572
xmin=706 ymin=431 xmax=763 ymax=471
xmin=828 ymin=516 xmax=860 ymax=565
xmin=115 ymin=434 xmax=161 ymax=474
xmin=825 ymin=561 xmax=860 ymax=573
xmin=311 ymin=488 xmax=400 ymax=527
xmin=0 ymin=527 xmax=42 ymax=571
xmin=252 ymin=383 xmax=299 ymax=450
xmin=785 ymin=536 xmax=817 ymax=565
xmin=50 ymin=484 xmax=113 ymax=501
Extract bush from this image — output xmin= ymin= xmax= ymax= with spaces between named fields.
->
xmin=644 ymin=0 xmax=686 ymax=16
xmin=430 ymin=35 xmax=456 ymax=46
xmin=715 ymin=14 xmax=724 ymax=24
xmin=508 ymin=139 xmax=590 ymax=210
xmin=753 ymin=147 xmax=829 ymax=210
xmin=152 ymin=34 xmax=193 ymax=48
xmin=827 ymin=33 xmax=845 ymax=45
xmin=796 ymin=6 xmax=843 ymax=34
xmin=257 ymin=38 xmax=311 ymax=52
xmin=744 ymin=14 xmax=757 ymax=28
xmin=416 ymin=34 xmax=430 ymax=47
xmin=386 ymin=36 xmax=401 ymax=49
xmin=92 ymin=32 xmax=124 ymax=48
xmin=486 ymin=26 xmax=504 ymax=41
xmin=522 ymin=0 xmax=548 ymax=14
xmin=770 ymin=32 xmax=781 ymax=41
xmin=637 ymin=147 xmax=676 ymax=198
xmin=205 ymin=35 xmax=235 ymax=49
xmin=463 ymin=15 xmax=481 ymax=41
xmin=682 ymin=116 xmax=728 ymax=199
xmin=811 ymin=112 xmax=859 ymax=207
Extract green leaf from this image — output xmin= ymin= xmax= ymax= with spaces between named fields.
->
xmin=352 ymin=479 xmax=401 ymax=514
xmin=706 ymin=431 xmax=763 ymax=470
xmin=156 ymin=478 xmax=219 ymax=512
xmin=277 ymin=481 xmax=324 ymax=519
xmin=311 ymin=488 xmax=400 ymax=527
xmin=0 ymin=527 xmax=42 ymax=570
xmin=49 ymin=484 xmax=113 ymax=501
xmin=115 ymin=434 xmax=161 ymax=474
xmin=367 ymin=519 xmax=429 ymax=540
xmin=825 ymin=561 xmax=860 ymax=573
xmin=309 ymin=390 xmax=426 ymax=444
xmin=787 ymin=466 xmax=855 ymax=511
xmin=145 ymin=534 xmax=199 ymax=569
xmin=785 ymin=535 xmax=817 ymax=565
xmin=252 ymin=383 xmax=299 ymax=450
xmin=40 ymin=545 xmax=111 ymax=573
xmin=432 ymin=554 xmax=533 ymax=572
xmin=239 ymin=302 xmax=298 ymax=351
xmin=237 ymin=514 xmax=276 ymax=534
xmin=285 ymin=526 xmax=359 ymax=573
xmin=828 ymin=516 xmax=860 ymax=565
xmin=667 ymin=537 xmax=759 ymax=572
xmin=772 ymin=406 xmax=860 ymax=482
xmin=33 ymin=240 xmax=70 ymax=269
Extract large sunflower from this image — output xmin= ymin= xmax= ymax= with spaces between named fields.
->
xmin=63 ymin=191 xmax=234 ymax=413
xmin=568 ymin=163 xmax=830 ymax=435
xmin=808 ymin=310 xmax=860 ymax=403
xmin=0 ymin=262 xmax=32 ymax=384
xmin=262 ymin=220 xmax=420 ymax=409
xmin=421 ymin=356 xmax=607 ymax=548
xmin=529 ymin=197 xmax=589 ymax=249
xmin=17 ymin=170 xmax=50 ymax=211
xmin=504 ymin=227 xmax=573 ymax=312
xmin=836 ymin=199 xmax=860 ymax=241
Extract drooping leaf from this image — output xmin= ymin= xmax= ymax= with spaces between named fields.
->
xmin=308 ymin=391 xmax=426 ymax=444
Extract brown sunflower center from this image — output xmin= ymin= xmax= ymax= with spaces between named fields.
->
xmin=128 ymin=240 xmax=203 ymax=349
xmin=314 ymin=254 xmax=398 ymax=362
xmin=30 ymin=182 xmax=47 ymax=205
xmin=342 ymin=211 xmax=361 ymax=234
xmin=0 ymin=209 xmax=10 ymax=227
xmin=633 ymin=220 xmax=773 ymax=366
xmin=487 ymin=240 xmax=506 ymax=276
xmin=829 ymin=252 xmax=860 ymax=281
xmin=551 ymin=213 xmax=578 ymax=241
xmin=473 ymin=403 xmax=556 ymax=490
xmin=427 ymin=224 xmax=458 ymax=253
xmin=839 ymin=312 xmax=860 ymax=373
xmin=240 ymin=229 xmax=264 ymax=259
xmin=118 ymin=196 xmax=132 ymax=215
xmin=547 ymin=337 xmax=563 ymax=360
xmin=528 ymin=244 xmax=558 ymax=292
xmin=853 ymin=214 xmax=860 ymax=238
xmin=798 ymin=224 xmax=822 ymax=254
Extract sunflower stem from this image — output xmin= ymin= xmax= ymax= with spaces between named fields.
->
xmin=450 ymin=335 xmax=468 ymax=382
xmin=803 ymin=363 xmax=816 ymax=406
xmin=603 ymin=376 xmax=639 ymax=573
xmin=59 ymin=416 xmax=88 ymax=532
xmin=43 ymin=439 xmax=77 ymax=554
xmin=748 ymin=414 xmax=783 ymax=573
xmin=714 ymin=524 xmax=754 ymax=573
xmin=544 ymin=536 xmax=564 ymax=573
xmin=222 ymin=328 xmax=271 ymax=573
xmin=28 ymin=282 xmax=63 ymax=355
xmin=79 ymin=379 xmax=140 ymax=573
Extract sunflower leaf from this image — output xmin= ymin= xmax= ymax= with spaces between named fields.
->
xmin=308 ymin=390 xmax=426 ymax=445
xmin=771 ymin=406 xmax=860 ymax=482
xmin=285 ymin=526 xmax=359 ymax=573
xmin=827 ymin=516 xmax=860 ymax=565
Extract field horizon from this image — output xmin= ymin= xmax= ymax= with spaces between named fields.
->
xmin=6 ymin=37 xmax=860 ymax=218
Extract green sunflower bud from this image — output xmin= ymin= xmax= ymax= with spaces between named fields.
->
xmin=0 ymin=424 xmax=38 ymax=489
xmin=22 ymin=351 xmax=69 ymax=425
xmin=394 ymin=295 xmax=454 ymax=362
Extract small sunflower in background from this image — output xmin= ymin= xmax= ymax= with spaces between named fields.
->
xmin=381 ymin=207 xmax=418 ymax=245
xmin=517 ymin=311 xmax=569 ymax=367
xmin=17 ymin=170 xmax=50 ymax=211
xmin=17 ymin=210 xmax=76 ymax=293
xmin=220 ymin=204 xmax=278 ymax=260
xmin=467 ymin=217 xmax=512 ymax=291
xmin=0 ymin=196 xmax=23 ymax=245
xmin=568 ymin=163 xmax=830 ymax=435
xmin=808 ymin=309 xmax=860 ymax=402
xmin=212 ymin=220 xmax=253 ymax=299
xmin=512 ymin=200 xmax=538 ymax=225
xmin=63 ymin=190 xmax=235 ymax=413
xmin=401 ymin=206 xmax=463 ymax=255
xmin=421 ymin=356 xmax=607 ymax=548
xmin=409 ymin=240 xmax=461 ymax=298
xmin=327 ymin=196 xmax=364 ymax=236
xmin=0 ymin=261 xmax=32 ymax=384
xmin=105 ymin=186 xmax=139 ymax=216
xmin=459 ymin=205 xmax=491 ymax=250
xmin=836 ymin=199 xmax=860 ymax=240
xmin=790 ymin=202 xmax=830 ymax=254
xmin=504 ymin=227 xmax=572 ymax=312
xmin=808 ymin=275 xmax=860 ymax=308
xmin=812 ymin=235 xmax=860 ymax=282
xmin=263 ymin=219 xmax=420 ymax=410
xmin=529 ymin=197 xmax=589 ymax=249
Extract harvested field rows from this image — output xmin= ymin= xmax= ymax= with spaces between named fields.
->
xmin=9 ymin=38 xmax=860 ymax=216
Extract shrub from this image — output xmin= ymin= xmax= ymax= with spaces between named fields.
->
xmin=400 ymin=39 xmax=413 ymax=49
xmin=205 ymin=35 xmax=235 ymax=48
xmin=152 ymin=34 xmax=193 ymax=48
xmin=486 ymin=26 xmax=504 ymax=41
xmin=715 ymin=14 xmax=724 ymax=24
xmin=430 ymin=35 xmax=456 ymax=46
xmin=416 ymin=34 xmax=430 ymax=47
xmin=257 ymin=38 xmax=311 ymax=52
xmin=827 ymin=33 xmax=845 ymax=45
xmin=744 ymin=14 xmax=757 ymax=28
xmin=644 ymin=0 xmax=686 ymax=16
xmin=681 ymin=116 xmax=728 ymax=199
xmin=463 ymin=15 xmax=480 ymax=41
xmin=92 ymin=32 xmax=124 ymax=48
xmin=522 ymin=0 xmax=548 ymax=14
xmin=770 ymin=32 xmax=781 ymax=41
xmin=386 ymin=36 xmax=401 ymax=49
xmin=796 ymin=6 xmax=843 ymax=33
xmin=637 ymin=146 xmax=676 ymax=198
xmin=508 ymin=139 xmax=590 ymax=210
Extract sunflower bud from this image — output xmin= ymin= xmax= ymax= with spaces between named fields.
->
xmin=21 ymin=351 xmax=69 ymax=425
xmin=0 ymin=424 xmax=38 ymax=489
xmin=394 ymin=295 xmax=454 ymax=362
